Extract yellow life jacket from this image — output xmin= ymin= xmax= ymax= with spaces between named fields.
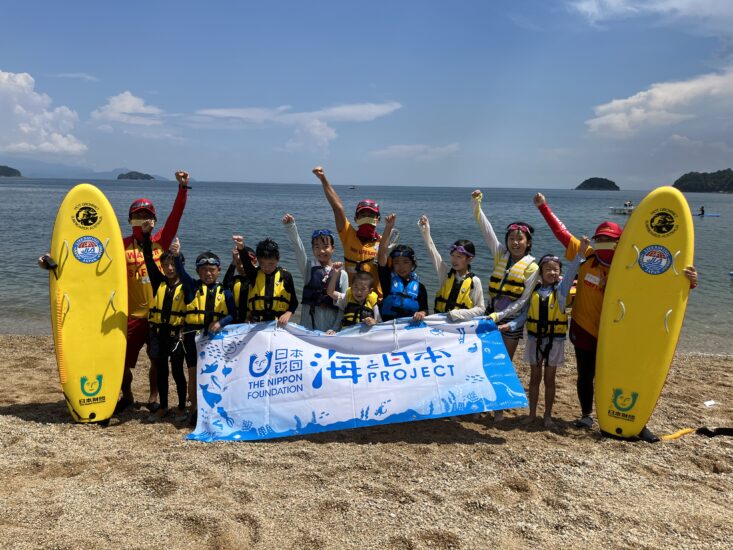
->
xmin=488 ymin=253 xmax=535 ymax=301
xmin=248 ymin=267 xmax=292 ymax=322
xmin=148 ymin=282 xmax=186 ymax=327
xmin=525 ymin=287 xmax=569 ymax=339
xmin=338 ymin=223 xmax=382 ymax=298
xmin=434 ymin=271 xmax=474 ymax=313
xmin=185 ymin=283 xmax=228 ymax=328
xmin=231 ymin=275 xmax=250 ymax=323
xmin=125 ymin=239 xmax=164 ymax=318
xmin=342 ymin=289 xmax=379 ymax=327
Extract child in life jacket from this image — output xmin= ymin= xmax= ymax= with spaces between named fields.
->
xmin=418 ymin=215 xmax=485 ymax=320
xmin=141 ymin=234 xmax=188 ymax=422
xmin=505 ymin=238 xmax=589 ymax=429
xmin=325 ymin=263 xmax=382 ymax=332
xmin=282 ymin=214 xmax=348 ymax=332
xmin=233 ymin=235 xmax=299 ymax=326
xmin=471 ymin=189 xmax=539 ymax=422
xmin=377 ymin=213 xmax=429 ymax=322
xmin=222 ymin=245 xmax=257 ymax=323
xmin=171 ymin=240 xmax=235 ymax=427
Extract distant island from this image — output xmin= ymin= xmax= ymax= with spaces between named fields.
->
xmin=576 ymin=177 xmax=619 ymax=191
xmin=0 ymin=165 xmax=22 ymax=177
xmin=673 ymin=169 xmax=733 ymax=193
xmin=118 ymin=171 xmax=154 ymax=180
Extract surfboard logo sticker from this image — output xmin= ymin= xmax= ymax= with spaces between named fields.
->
xmin=638 ymin=245 xmax=673 ymax=275
xmin=80 ymin=374 xmax=103 ymax=397
xmin=72 ymin=236 xmax=104 ymax=264
xmin=608 ymin=388 xmax=638 ymax=422
xmin=71 ymin=203 xmax=102 ymax=229
xmin=646 ymin=208 xmax=678 ymax=237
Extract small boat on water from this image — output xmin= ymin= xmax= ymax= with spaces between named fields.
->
xmin=608 ymin=205 xmax=634 ymax=215
xmin=349 ymin=186 xmax=357 ymax=190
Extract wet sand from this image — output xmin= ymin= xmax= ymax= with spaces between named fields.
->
xmin=1 ymin=334 xmax=731 ymax=549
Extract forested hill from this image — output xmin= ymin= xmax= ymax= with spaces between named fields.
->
xmin=673 ymin=169 xmax=733 ymax=193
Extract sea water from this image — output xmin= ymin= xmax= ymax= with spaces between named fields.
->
xmin=1 ymin=178 xmax=731 ymax=354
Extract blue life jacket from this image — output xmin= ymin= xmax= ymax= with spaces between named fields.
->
xmin=301 ymin=264 xmax=339 ymax=310
xmin=381 ymin=272 xmax=420 ymax=317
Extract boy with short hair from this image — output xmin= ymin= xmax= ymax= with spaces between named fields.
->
xmin=170 ymin=239 xmax=235 ymax=426
xmin=326 ymin=263 xmax=381 ymax=332
xmin=233 ymin=235 xmax=299 ymax=326
xmin=282 ymin=213 xmax=348 ymax=332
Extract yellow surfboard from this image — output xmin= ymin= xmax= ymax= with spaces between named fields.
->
xmin=48 ymin=184 xmax=127 ymax=422
xmin=596 ymin=186 xmax=694 ymax=438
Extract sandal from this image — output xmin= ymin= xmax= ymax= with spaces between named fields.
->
xmin=113 ymin=397 xmax=134 ymax=414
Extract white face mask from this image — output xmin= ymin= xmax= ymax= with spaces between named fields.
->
xmin=355 ymin=217 xmax=377 ymax=227
xmin=593 ymin=241 xmax=618 ymax=251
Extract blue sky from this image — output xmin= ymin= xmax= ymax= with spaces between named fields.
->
xmin=2 ymin=0 xmax=733 ymax=188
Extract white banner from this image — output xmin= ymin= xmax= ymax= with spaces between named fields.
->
xmin=188 ymin=317 xmax=528 ymax=442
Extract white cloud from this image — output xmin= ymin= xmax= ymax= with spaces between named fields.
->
xmin=586 ymin=68 xmax=733 ymax=135
xmin=0 ymin=70 xmax=86 ymax=155
xmin=91 ymin=91 xmax=164 ymax=126
xmin=369 ymin=143 xmax=460 ymax=161
xmin=196 ymin=106 xmax=291 ymax=124
xmin=51 ymin=72 xmax=99 ymax=82
xmin=195 ymin=101 xmax=402 ymax=151
xmin=569 ymin=1 xmax=733 ymax=37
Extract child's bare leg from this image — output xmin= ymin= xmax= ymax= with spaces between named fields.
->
xmin=525 ymin=362 xmax=542 ymax=422
xmin=496 ymin=335 xmax=520 ymax=422
xmin=543 ymin=365 xmax=558 ymax=427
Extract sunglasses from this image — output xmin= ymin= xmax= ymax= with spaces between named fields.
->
xmin=196 ymin=258 xmax=221 ymax=268
xmin=507 ymin=223 xmax=530 ymax=233
xmin=539 ymin=255 xmax=560 ymax=266
xmin=390 ymin=250 xmax=414 ymax=259
xmin=311 ymin=229 xmax=334 ymax=240
xmin=449 ymin=244 xmax=474 ymax=258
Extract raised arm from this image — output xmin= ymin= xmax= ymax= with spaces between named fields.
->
xmin=378 ymin=214 xmax=397 ymax=267
xmin=326 ymin=262 xmax=344 ymax=300
xmin=418 ymin=215 xmax=449 ymax=282
xmin=170 ymin=239 xmax=196 ymax=301
xmin=142 ymin=229 xmax=166 ymax=292
xmin=153 ymin=170 xmax=190 ymax=249
xmin=282 ymin=213 xmax=309 ymax=278
xmin=313 ymin=166 xmax=347 ymax=233
xmin=233 ymin=235 xmax=258 ymax=282
xmin=534 ymin=193 xmax=573 ymax=249
xmin=471 ymin=190 xmax=502 ymax=257
xmin=557 ymin=236 xmax=588 ymax=309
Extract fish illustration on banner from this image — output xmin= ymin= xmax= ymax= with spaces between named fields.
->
xmin=187 ymin=317 xmax=528 ymax=442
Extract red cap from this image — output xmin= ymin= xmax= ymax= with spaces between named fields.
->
xmin=355 ymin=199 xmax=380 ymax=217
xmin=593 ymin=221 xmax=622 ymax=240
xmin=129 ymin=198 xmax=157 ymax=220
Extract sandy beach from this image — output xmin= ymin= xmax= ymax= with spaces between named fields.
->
xmin=1 ymin=334 xmax=731 ymax=549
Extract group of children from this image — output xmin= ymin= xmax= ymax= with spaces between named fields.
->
xmin=130 ymin=181 xmax=592 ymax=432
xmin=40 ymin=168 xmax=699 ymax=439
